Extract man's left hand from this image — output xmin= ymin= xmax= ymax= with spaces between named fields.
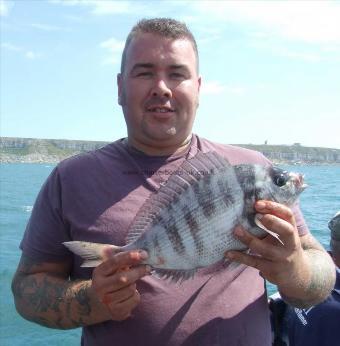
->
xmin=225 ymin=200 xmax=336 ymax=308
xmin=226 ymin=200 xmax=308 ymax=287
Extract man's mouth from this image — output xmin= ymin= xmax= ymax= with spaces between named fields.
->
xmin=146 ymin=106 xmax=175 ymax=113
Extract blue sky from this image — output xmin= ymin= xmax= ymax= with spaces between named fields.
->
xmin=1 ymin=0 xmax=340 ymax=148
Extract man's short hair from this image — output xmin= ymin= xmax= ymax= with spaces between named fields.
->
xmin=120 ymin=18 xmax=199 ymax=74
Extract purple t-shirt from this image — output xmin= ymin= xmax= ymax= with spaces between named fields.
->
xmin=20 ymin=135 xmax=309 ymax=346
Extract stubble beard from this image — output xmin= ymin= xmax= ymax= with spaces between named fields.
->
xmin=140 ymin=117 xmax=178 ymax=142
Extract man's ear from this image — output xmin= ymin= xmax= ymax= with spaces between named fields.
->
xmin=196 ymin=76 xmax=201 ymax=108
xmin=117 ymin=73 xmax=123 ymax=106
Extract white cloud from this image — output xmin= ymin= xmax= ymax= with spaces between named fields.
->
xmin=89 ymin=1 xmax=131 ymax=15
xmin=201 ymin=81 xmax=246 ymax=95
xmin=49 ymin=0 xmax=135 ymax=15
xmin=276 ymin=48 xmax=321 ymax=63
xmin=0 ymin=0 xmax=13 ymax=16
xmin=100 ymin=37 xmax=125 ymax=65
xmin=249 ymin=40 xmax=323 ymax=63
xmin=50 ymin=0 xmax=191 ymax=16
xmin=201 ymin=81 xmax=225 ymax=95
xmin=63 ymin=14 xmax=83 ymax=22
xmin=25 ymin=51 xmax=41 ymax=60
xmin=2 ymin=42 xmax=41 ymax=60
xmin=100 ymin=37 xmax=125 ymax=51
xmin=31 ymin=23 xmax=68 ymax=31
xmin=1 ymin=42 xmax=21 ymax=51
xmin=191 ymin=1 xmax=340 ymax=45
xmin=49 ymin=0 xmax=83 ymax=5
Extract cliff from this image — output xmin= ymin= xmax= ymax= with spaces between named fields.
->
xmin=235 ymin=143 xmax=340 ymax=165
xmin=1 ymin=137 xmax=339 ymax=165
xmin=0 ymin=137 xmax=107 ymax=163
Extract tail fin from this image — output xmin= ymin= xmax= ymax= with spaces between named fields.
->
xmin=63 ymin=241 xmax=121 ymax=267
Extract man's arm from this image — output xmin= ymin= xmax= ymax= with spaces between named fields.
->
xmin=12 ymin=250 xmax=149 ymax=329
xmin=226 ymin=200 xmax=336 ymax=309
xmin=278 ymin=233 xmax=336 ymax=308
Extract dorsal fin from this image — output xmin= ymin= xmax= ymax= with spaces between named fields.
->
xmin=125 ymin=151 xmax=231 ymax=244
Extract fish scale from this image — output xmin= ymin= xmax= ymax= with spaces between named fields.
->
xmin=64 ymin=150 xmax=306 ymax=282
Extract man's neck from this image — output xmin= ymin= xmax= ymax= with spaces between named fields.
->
xmin=126 ymin=134 xmax=193 ymax=156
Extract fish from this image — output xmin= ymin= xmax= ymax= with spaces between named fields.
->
xmin=329 ymin=211 xmax=340 ymax=240
xmin=64 ymin=151 xmax=306 ymax=282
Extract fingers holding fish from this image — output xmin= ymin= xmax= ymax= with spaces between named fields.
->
xmin=225 ymin=238 xmax=298 ymax=286
xmin=92 ymin=253 xmax=150 ymax=295
xmin=257 ymin=214 xmax=299 ymax=246
xmin=226 ymin=249 xmax=270 ymax=273
xmin=91 ymin=268 xmax=144 ymax=321
xmin=91 ymin=250 xmax=150 ymax=321
xmin=105 ymin=264 xmax=151 ymax=290
xmin=100 ymin=249 xmax=149 ymax=276
xmin=255 ymin=200 xmax=297 ymax=227
xmin=102 ymin=287 xmax=141 ymax=321
xmin=255 ymin=202 xmax=300 ymax=248
xmin=230 ymin=227 xmax=282 ymax=261
xmin=226 ymin=208 xmax=307 ymax=285
xmin=101 ymin=283 xmax=137 ymax=305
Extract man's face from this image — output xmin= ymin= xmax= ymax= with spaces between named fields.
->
xmin=117 ymin=33 xmax=201 ymax=152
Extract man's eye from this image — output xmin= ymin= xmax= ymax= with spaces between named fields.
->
xmin=136 ymin=72 xmax=152 ymax=77
xmin=170 ymin=73 xmax=185 ymax=79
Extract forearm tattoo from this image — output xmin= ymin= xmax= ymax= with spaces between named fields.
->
xmin=12 ymin=256 xmax=96 ymax=329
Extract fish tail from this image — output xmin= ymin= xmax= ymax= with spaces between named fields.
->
xmin=63 ymin=241 xmax=122 ymax=267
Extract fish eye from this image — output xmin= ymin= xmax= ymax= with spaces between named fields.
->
xmin=271 ymin=167 xmax=289 ymax=187
xmin=274 ymin=174 xmax=287 ymax=187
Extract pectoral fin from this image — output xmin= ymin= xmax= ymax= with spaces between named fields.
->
xmin=254 ymin=215 xmax=284 ymax=245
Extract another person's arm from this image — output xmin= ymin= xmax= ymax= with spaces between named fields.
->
xmin=226 ymin=200 xmax=336 ymax=308
xmin=12 ymin=250 xmax=149 ymax=329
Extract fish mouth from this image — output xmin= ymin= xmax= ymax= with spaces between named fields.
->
xmin=289 ymin=172 xmax=307 ymax=191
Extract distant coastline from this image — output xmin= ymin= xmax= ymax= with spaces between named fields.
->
xmin=1 ymin=137 xmax=340 ymax=165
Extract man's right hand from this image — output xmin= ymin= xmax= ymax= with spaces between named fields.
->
xmin=91 ymin=249 xmax=150 ymax=321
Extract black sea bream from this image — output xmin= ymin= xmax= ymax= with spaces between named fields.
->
xmin=64 ymin=151 xmax=306 ymax=281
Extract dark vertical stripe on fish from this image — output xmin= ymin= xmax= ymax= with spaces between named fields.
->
xmin=153 ymin=214 xmax=167 ymax=227
xmin=152 ymin=233 xmax=163 ymax=260
xmin=222 ymin=187 xmax=235 ymax=207
xmin=216 ymin=177 xmax=234 ymax=207
xmin=235 ymin=165 xmax=257 ymax=224
xmin=192 ymin=180 xmax=201 ymax=198
xmin=183 ymin=205 xmax=202 ymax=255
xmin=202 ymin=200 xmax=216 ymax=219
xmin=167 ymin=222 xmax=186 ymax=256
xmin=217 ymin=178 xmax=227 ymax=195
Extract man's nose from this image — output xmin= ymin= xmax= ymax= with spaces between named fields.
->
xmin=150 ymin=78 xmax=172 ymax=98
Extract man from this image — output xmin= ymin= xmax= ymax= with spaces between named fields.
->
xmin=12 ymin=18 xmax=335 ymax=346
xmin=284 ymin=212 xmax=340 ymax=346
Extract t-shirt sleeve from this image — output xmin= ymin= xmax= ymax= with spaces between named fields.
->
xmin=290 ymin=201 xmax=309 ymax=236
xmin=20 ymin=166 xmax=73 ymax=262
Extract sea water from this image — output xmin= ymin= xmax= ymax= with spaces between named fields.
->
xmin=0 ymin=163 xmax=339 ymax=345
